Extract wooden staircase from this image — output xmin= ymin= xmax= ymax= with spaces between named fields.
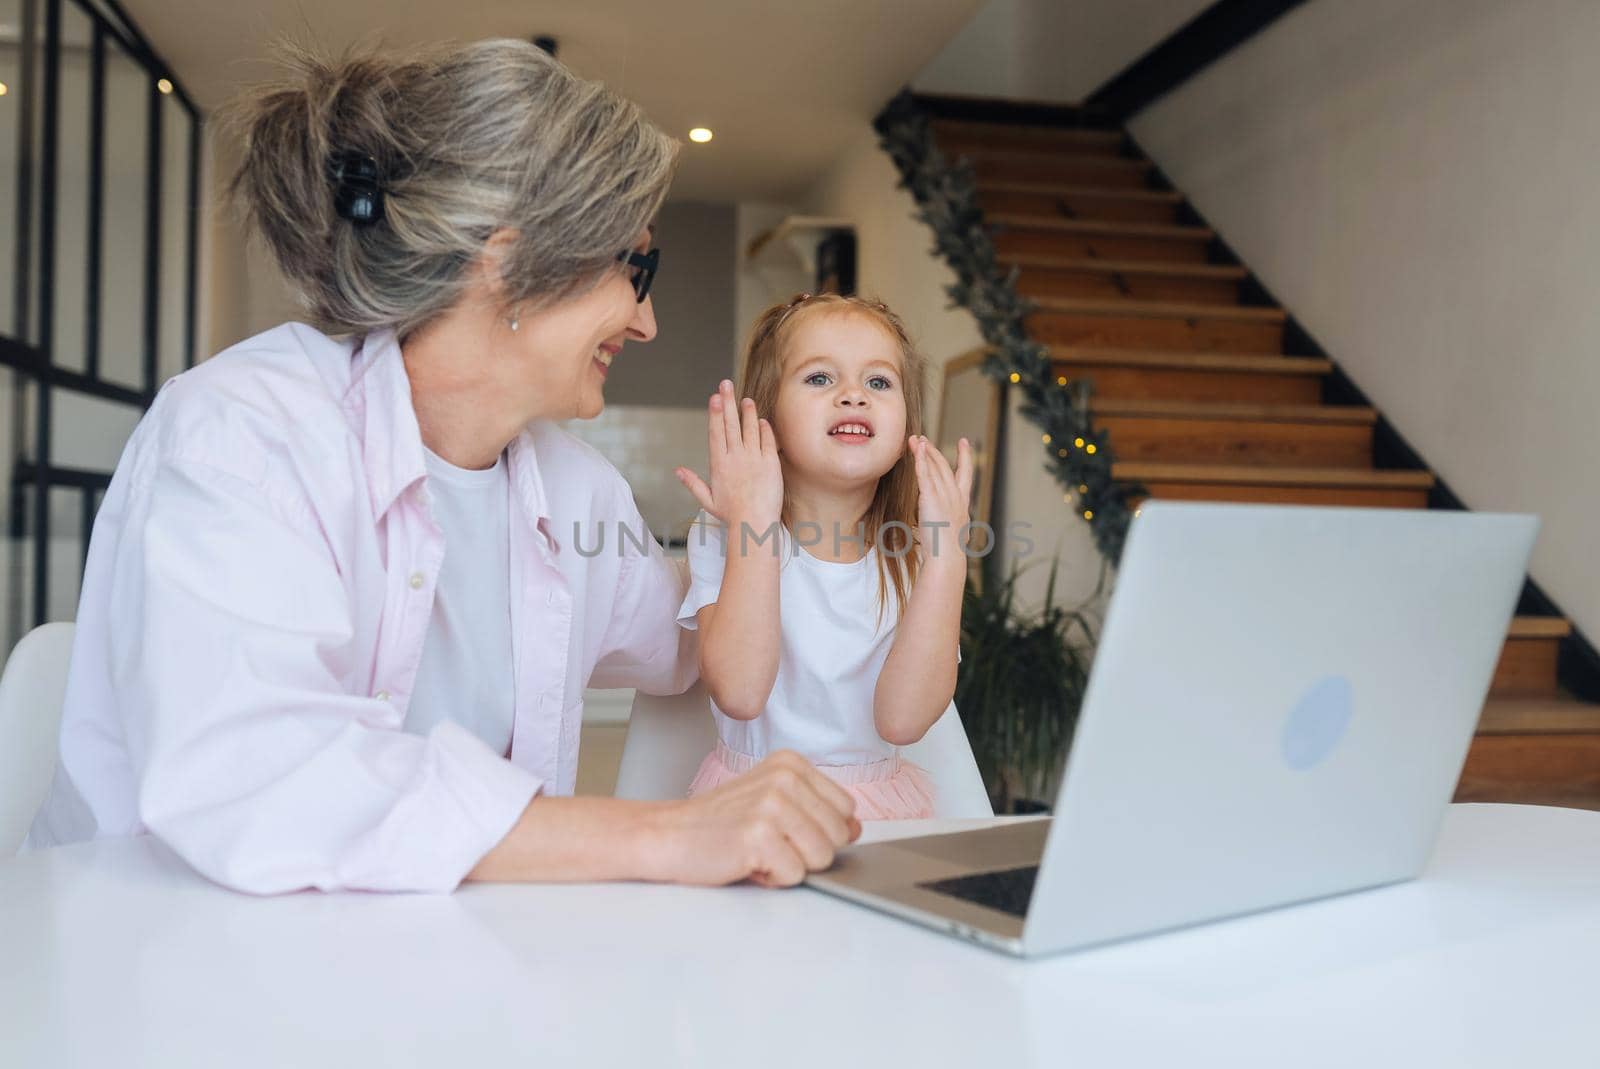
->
xmin=929 ymin=109 xmax=1600 ymax=810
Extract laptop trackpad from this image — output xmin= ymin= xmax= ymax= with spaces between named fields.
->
xmin=825 ymin=818 xmax=1052 ymax=891
xmin=808 ymin=820 xmax=1051 ymax=939
xmin=891 ymin=818 xmax=1051 ymax=869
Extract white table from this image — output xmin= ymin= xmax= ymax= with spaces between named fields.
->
xmin=3 ymin=804 xmax=1597 ymax=1068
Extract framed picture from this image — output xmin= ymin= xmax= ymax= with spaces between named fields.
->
xmin=936 ymin=348 xmax=1003 ymax=553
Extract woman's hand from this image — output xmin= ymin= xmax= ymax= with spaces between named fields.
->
xmin=466 ymin=753 xmax=859 ymax=887
xmin=910 ymin=435 xmax=973 ymax=566
xmin=643 ymin=751 xmax=860 ymax=887
xmin=675 ymin=380 xmax=784 ymax=533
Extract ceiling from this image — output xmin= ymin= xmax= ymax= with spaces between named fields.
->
xmin=118 ymin=0 xmax=986 ymax=203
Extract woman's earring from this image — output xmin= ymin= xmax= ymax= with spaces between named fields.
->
xmin=507 ymin=311 xmax=520 ymax=333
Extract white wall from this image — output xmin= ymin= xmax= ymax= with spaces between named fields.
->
xmin=735 ymin=200 xmax=807 ymax=367
xmin=198 ymin=124 xmax=299 ymax=354
xmin=606 ymin=201 xmax=736 ymax=408
xmin=913 ymin=0 xmax=1027 ymax=102
xmin=1131 ymin=0 xmax=1600 ymax=638
xmin=200 ymin=127 xmax=274 ymax=357
xmin=915 ymin=0 xmax=1213 ymax=104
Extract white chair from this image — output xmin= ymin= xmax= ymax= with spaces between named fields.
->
xmin=614 ymin=681 xmax=993 ymax=817
xmin=0 ymin=622 xmax=75 ymax=854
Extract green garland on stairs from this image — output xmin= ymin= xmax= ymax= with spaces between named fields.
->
xmin=874 ymin=91 xmax=1140 ymax=564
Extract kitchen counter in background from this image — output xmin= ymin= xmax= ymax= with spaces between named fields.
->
xmin=563 ymin=404 xmax=708 ymax=548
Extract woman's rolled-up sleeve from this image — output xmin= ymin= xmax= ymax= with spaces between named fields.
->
xmin=127 ymin=454 xmax=539 ymax=895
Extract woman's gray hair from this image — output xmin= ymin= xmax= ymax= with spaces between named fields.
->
xmin=225 ymin=39 xmax=679 ymax=338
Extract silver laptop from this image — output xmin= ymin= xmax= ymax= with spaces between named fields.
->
xmin=806 ymin=502 xmax=1539 ymax=957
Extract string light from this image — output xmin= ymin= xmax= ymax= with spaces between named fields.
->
xmin=1056 ymin=376 xmax=1067 ymax=386
xmin=1057 ymin=449 xmax=1067 ymax=458
xmin=0 ymin=82 xmax=9 ymax=97
xmin=157 ymin=78 xmax=173 ymax=95
xmin=1078 ymin=484 xmax=1088 ymax=494
xmin=1041 ymin=433 xmax=1051 ymax=444
xmin=688 ymin=127 xmax=714 ymax=143
xmin=1086 ymin=444 xmax=1098 ymax=455
xmin=1008 ymin=372 xmax=1020 ymax=384
xmin=1074 ymin=437 xmax=1085 ymax=449
xmin=1083 ymin=509 xmax=1094 ymax=520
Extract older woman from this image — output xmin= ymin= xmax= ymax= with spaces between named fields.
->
xmin=27 ymin=40 xmax=857 ymax=893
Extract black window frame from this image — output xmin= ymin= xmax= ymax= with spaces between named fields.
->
xmin=3 ymin=0 xmax=202 ymax=632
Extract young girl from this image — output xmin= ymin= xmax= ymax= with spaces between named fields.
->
xmin=673 ymin=293 xmax=972 ymax=819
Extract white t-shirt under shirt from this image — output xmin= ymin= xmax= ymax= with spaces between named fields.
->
xmin=677 ymin=517 xmax=902 ymax=766
xmin=404 ymin=447 xmax=516 ymax=756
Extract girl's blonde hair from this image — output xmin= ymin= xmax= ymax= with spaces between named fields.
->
xmin=224 ymin=39 xmax=679 ymax=339
xmin=739 ymin=293 xmax=929 ymax=619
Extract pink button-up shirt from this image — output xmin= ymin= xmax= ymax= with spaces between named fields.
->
xmin=28 ymin=323 xmax=696 ymax=894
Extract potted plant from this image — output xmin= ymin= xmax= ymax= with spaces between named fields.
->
xmin=956 ymin=558 xmax=1102 ymax=814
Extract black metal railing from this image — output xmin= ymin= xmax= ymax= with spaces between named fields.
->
xmin=3 ymin=0 xmax=201 ymax=640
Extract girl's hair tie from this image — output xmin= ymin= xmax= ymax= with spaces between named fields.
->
xmin=330 ymin=153 xmax=384 ymax=225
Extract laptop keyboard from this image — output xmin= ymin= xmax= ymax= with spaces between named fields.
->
xmin=918 ymin=865 xmax=1039 ymax=918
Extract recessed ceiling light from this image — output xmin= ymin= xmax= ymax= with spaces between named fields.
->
xmin=688 ymin=127 xmax=713 ymax=144
xmin=157 ymin=78 xmax=173 ymax=95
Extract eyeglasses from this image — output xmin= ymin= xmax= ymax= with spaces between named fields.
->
xmin=615 ymin=247 xmax=660 ymax=303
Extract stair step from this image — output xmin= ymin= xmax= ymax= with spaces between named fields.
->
xmin=1030 ymin=297 xmax=1286 ymax=353
xmin=1031 ymin=296 xmax=1284 ymax=322
xmin=1115 ymin=462 xmax=1433 ymax=488
xmin=1054 ymin=346 xmax=1329 ymax=373
xmin=932 ymin=119 xmax=1126 ymax=156
xmin=1507 ymin=616 xmax=1573 ymax=639
xmin=1116 ymin=462 xmax=1434 ymax=509
xmin=969 ymin=150 xmax=1153 ymax=188
xmin=990 ymin=213 xmax=1214 ymax=261
xmin=1490 ymin=617 xmax=1572 ymax=698
xmin=991 ymin=215 xmax=1211 ymax=240
xmin=1477 ymin=694 xmax=1599 ymax=734
xmin=1090 ymin=399 xmax=1375 ymax=423
xmin=1089 ymin=401 xmax=1375 ymax=468
xmin=1053 ymin=347 xmax=1331 ymax=404
xmin=1458 ymin=694 xmax=1600 ymax=809
xmin=1009 ymin=255 xmax=1247 ymax=279
xmin=1011 ymin=257 xmax=1246 ymax=303
xmin=979 ymin=180 xmax=1183 ymax=202
xmin=977 ymin=182 xmax=1184 ymax=223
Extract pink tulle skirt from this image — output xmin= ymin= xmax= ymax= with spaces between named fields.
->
xmin=686 ymin=742 xmax=936 ymax=820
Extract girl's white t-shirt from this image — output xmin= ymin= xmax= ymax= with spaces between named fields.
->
xmin=677 ymin=517 xmax=901 ymax=766
xmin=404 ymin=447 xmax=516 ymax=757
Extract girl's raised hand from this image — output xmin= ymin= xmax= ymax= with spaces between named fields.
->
xmin=910 ymin=435 xmax=973 ymax=565
xmin=675 ymin=380 xmax=784 ymax=531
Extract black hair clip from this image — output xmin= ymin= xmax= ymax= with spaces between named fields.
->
xmin=331 ymin=153 xmax=384 ymax=225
